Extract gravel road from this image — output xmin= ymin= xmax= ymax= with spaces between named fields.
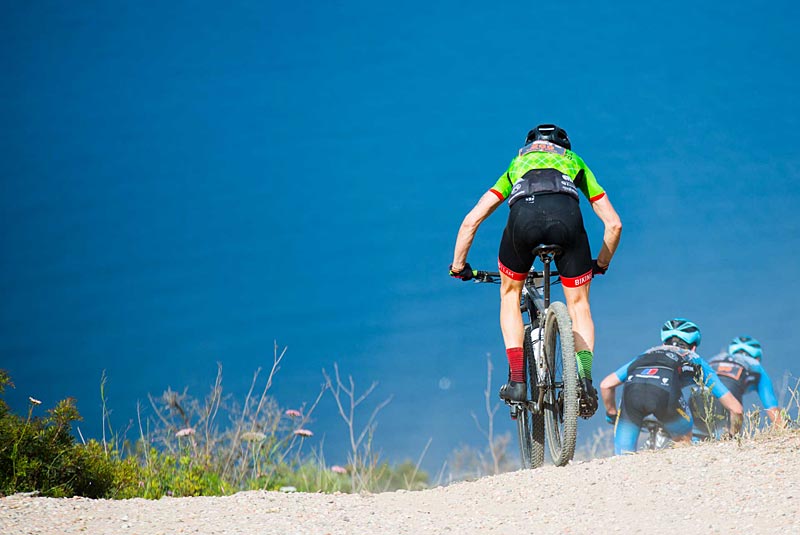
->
xmin=2 ymin=431 xmax=798 ymax=535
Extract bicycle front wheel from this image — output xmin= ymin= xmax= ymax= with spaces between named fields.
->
xmin=542 ymin=301 xmax=578 ymax=466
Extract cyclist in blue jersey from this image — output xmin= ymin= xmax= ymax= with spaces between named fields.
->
xmin=692 ymin=335 xmax=783 ymax=437
xmin=599 ymin=318 xmax=743 ymax=455
xmin=450 ymin=124 xmax=622 ymax=416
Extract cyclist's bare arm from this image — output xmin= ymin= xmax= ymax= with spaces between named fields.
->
xmin=451 ymin=191 xmax=504 ymax=270
xmin=718 ymin=391 xmax=744 ymax=435
xmin=590 ymin=195 xmax=622 ymax=268
xmin=600 ymin=373 xmax=623 ymax=416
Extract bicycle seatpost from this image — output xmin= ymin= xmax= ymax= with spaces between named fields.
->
xmin=543 ymin=255 xmax=552 ymax=309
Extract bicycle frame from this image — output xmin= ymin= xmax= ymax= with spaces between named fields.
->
xmin=523 ymin=251 xmax=557 ymax=318
xmin=521 ymin=253 xmax=559 ymax=414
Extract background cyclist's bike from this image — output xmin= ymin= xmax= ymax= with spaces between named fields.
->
xmin=473 ymin=245 xmax=581 ymax=468
xmin=639 ymin=414 xmax=712 ymax=450
xmin=640 ymin=415 xmax=673 ymax=450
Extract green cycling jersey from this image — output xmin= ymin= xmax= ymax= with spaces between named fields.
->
xmin=489 ymin=141 xmax=605 ymax=203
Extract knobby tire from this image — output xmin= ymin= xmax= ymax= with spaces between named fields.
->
xmin=543 ymin=301 xmax=578 ymax=466
xmin=515 ymin=408 xmax=533 ymax=469
xmin=524 ymin=325 xmax=545 ymax=468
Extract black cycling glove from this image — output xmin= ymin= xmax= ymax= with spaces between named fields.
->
xmin=605 ymin=411 xmax=617 ymax=425
xmin=592 ymin=259 xmax=609 ymax=276
xmin=449 ymin=263 xmax=474 ymax=281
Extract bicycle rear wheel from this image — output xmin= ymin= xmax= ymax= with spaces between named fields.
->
xmin=542 ymin=301 xmax=578 ymax=466
xmin=511 ymin=326 xmax=538 ymax=470
xmin=524 ymin=325 xmax=545 ymax=468
xmin=514 ymin=406 xmax=533 ymax=469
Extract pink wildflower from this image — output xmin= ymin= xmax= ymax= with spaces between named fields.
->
xmin=293 ymin=428 xmax=313 ymax=437
xmin=175 ymin=427 xmax=195 ymax=438
xmin=284 ymin=409 xmax=302 ymax=418
xmin=331 ymin=465 xmax=347 ymax=474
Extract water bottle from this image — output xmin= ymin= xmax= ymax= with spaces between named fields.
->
xmin=530 ymin=326 xmax=543 ymax=362
xmin=531 ymin=326 xmax=546 ymax=384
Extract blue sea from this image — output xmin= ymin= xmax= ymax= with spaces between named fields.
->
xmin=2 ymin=1 xmax=799 ymax=474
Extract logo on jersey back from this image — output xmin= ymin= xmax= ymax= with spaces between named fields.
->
xmin=634 ymin=368 xmax=662 ymax=380
xmin=715 ymin=362 xmax=744 ymax=381
xmin=518 ymin=141 xmax=567 ymax=157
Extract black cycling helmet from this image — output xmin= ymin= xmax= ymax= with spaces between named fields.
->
xmin=525 ymin=124 xmax=571 ymax=150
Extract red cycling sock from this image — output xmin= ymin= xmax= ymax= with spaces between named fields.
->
xmin=506 ymin=347 xmax=524 ymax=383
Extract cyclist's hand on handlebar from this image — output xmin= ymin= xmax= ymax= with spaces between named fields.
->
xmin=592 ymin=259 xmax=609 ymax=276
xmin=605 ymin=411 xmax=617 ymax=425
xmin=449 ymin=262 xmax=474 ymax=281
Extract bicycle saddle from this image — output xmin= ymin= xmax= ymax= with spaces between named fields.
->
xmin=531 ymin=245 xmax=563 ymax=259
xmin=641 ymin=415 xmax=661 ymax=429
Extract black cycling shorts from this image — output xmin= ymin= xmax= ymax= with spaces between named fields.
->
xmin=619 ymin=383 xmax=693 ymax=437
xmin=497 ymin=193 xmax=592 ymax=287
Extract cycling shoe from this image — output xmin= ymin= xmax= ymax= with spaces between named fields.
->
xmin=579 ymin=378 xmax=598 ymax=419
xmin=499 ymin=381 xmax=527 ymax=403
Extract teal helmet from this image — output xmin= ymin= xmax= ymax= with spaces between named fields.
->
xmin=660 ymin=318 xmax=701 ymax=349
xmin=729 ymin=336 xmax=762 ymax=360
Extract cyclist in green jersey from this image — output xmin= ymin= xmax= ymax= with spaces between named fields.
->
xmin=450 ymin=125 xmax=622 ymax=415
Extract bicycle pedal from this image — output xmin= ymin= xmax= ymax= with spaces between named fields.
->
xmin=578 ymin=399 xmax=598 ymax=419
xmin=504 ymin=401 xmax=528 ymax=420
xmin=577 ymin=378 xmax=598 ymax=419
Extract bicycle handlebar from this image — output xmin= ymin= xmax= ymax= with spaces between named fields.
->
xmin=473 ymin=270 xmax=500 ymax=283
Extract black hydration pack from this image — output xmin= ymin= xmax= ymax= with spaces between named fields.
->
xmin=709 ymin=353 xmax=759 ymax=402
xmin=626 ymin=347 xmax=698 ymax=392
xmin=507 ymin=168 xmax=579 ymax=206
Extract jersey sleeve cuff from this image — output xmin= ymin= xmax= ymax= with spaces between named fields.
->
xmin=489 ymin=188 xmax=506 ymax=201
xmin=589 ymin=192 xmax=606 ymax=203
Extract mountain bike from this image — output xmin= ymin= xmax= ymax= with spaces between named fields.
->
xmin=472 ymin=245 xmax=580 ymax=468
xmin=640 ymin=414 xmax=711 ymax=450
xmin=640 ymin=415 xmax=672 ymax=450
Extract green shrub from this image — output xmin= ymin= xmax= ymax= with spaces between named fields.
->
xmin=0 ymin=364 xmax=431 ymax=498
xmin=0 ymin=371 xmax=143 ymax=498
xmin=137 ymin=448 xmax=226 ymax=498
xmin=68 ymin=440 xmax=142 ymax=499
xmin=0 ymin=396 xmax=78 ymax=496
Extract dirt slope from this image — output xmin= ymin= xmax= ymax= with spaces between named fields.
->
xmin=2 ymin=432 xmax=798 ymax=535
